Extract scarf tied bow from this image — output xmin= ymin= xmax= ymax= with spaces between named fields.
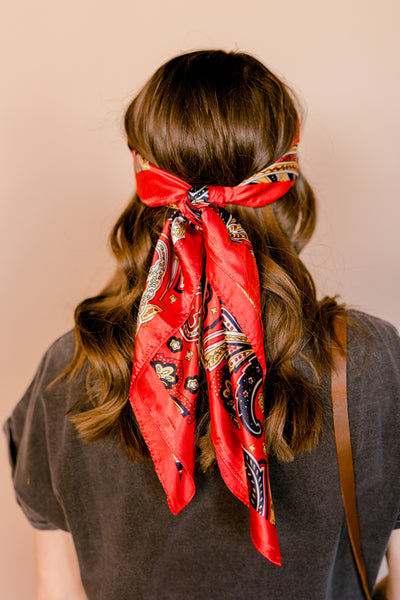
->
xmin=129 ymin=141 xmax=298 ymax=565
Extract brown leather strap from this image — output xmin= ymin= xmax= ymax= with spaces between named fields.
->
xmin=331 ymin=317 xmax=372 ymax=599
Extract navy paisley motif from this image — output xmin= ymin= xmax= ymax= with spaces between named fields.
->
xmin=219 ymin=365 xmax=239 ymax=428
xmin=219 ymin=304 xmax=263 ymax=437
xmin=243 ymin=448 xmax=268 ymax=518
xmin=236 ymin=357 xmax=263 ymax=438
xmin=151 ymin=360 xmax=178 ymax=389
xmin=184 ymin=376 xmax=200 ymax=394
xmin=167 ymin=336 xmax=183 ymax=353
xmin=221 ymin=304 xmax=242 ymax=334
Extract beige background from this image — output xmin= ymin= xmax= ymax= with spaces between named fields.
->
xmin=1 ymin=0 xmax=399 ymax=597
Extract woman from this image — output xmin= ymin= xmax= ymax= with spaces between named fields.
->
xmin=5 ymin=50 xmax=400 ymax=599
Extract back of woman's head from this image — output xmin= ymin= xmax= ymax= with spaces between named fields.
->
xmin=68 ymin=49 xmax=344 ymax=465
xmin=124 ymin=50 xmax=298 ymax=187
xmin=124 ymin=50 xmax=315 ymax=258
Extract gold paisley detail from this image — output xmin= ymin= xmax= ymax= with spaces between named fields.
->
xmin=141 ymin=304 xmax=162 ymax=323
xmin=228 ymin=349 xmax=253 ymax=371
xmin=222 ymin=380 xmax=232 ymax=399
xmin=155 ymin=364 xmax=176 ymax=383
xmin=205 ymin=344 xmax=227 ymax=369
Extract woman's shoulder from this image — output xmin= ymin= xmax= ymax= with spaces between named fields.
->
xmin=35 ymin=329 xmax=88 ymax=413
xmin=346 ymin=308 xmax=400 ymax=362
xmin=38 ymin=329 xmax=77 ymax=380
xmin=8 ymin=330 xmax=82 ymax=429
xmin=344 ymin=309 xmax=400 ymax=417
xmin=347 ymin=308 xmax=399 ymax=338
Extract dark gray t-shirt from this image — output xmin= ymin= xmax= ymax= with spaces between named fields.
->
xmin=4 ymin=311 xmax=400 ymax=599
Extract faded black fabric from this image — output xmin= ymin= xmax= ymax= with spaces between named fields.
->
xmin=4 ymin=311 xmax=400 ymax=600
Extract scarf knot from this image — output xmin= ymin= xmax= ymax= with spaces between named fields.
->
xmin=180 ymin=185 xmax=236 ymax=228
xmin=180 ymin=186 xmax=210 ymax=227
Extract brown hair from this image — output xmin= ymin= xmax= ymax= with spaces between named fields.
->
xmin=65 ymin=50 xmax=345 ymax=465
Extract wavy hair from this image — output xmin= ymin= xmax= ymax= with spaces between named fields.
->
xmin=65 ymin=50 xmax=345 ymax=465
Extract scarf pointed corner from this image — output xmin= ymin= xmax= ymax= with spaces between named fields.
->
xmin=166 ymin=482 xmax=196 ymax=516
xmin=250 ymin=514 xmax=282 ymax=566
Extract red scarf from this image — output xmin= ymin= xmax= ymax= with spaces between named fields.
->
xmin=129 ymin=142 xmax=298 ymax=565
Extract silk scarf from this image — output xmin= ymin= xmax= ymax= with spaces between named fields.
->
xmin=129 ymin=141 xmax=299 ymax=565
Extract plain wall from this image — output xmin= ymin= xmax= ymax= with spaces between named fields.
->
xmin=1 ymin=0 xmax=399 ymax=597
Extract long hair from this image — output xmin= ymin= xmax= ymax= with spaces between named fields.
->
xmin=65 ymin=50 xmax=345 ymax=465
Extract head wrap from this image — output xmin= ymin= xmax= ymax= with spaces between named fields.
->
xmin=129 ymin=139 xmax=299 ymax=566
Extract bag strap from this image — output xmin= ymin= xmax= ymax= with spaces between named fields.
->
xmin=331 ymin=317 xmax=372 ymax=600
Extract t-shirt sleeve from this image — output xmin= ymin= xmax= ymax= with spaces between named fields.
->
xmin=3 ymin=345 xmax=70 ymax=531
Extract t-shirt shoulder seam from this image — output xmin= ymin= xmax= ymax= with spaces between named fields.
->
xmin=346 ymin=308 xmax=399 ymax=336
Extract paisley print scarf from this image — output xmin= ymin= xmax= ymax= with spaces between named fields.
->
xmin=129 ymin=140 xmax=299 ymax=565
